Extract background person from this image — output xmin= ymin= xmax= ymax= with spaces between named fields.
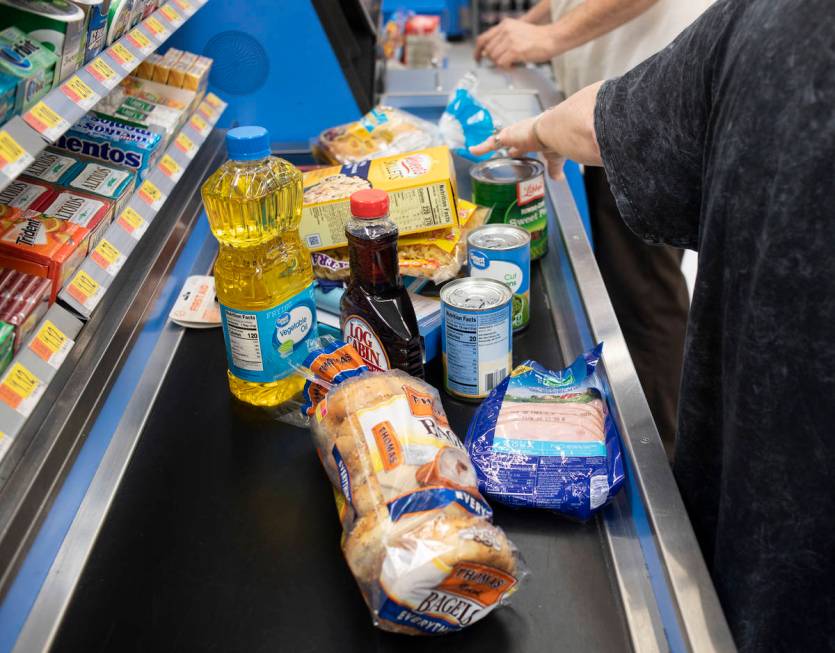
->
xmin=472 ymin=1 xmax=835 ymax=650
xmin=475 ymin=0 xmax=712 ymax=457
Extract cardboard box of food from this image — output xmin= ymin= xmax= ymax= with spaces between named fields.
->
xmin=300 ymin=146 xmax=458 ymax=252
xmin=0 ymin=178 xmax=55 ymax=211
xmin=39 ymin=189 xmax=112 ymax=253
xmin=0 ymin=207 xmax=91 ymax=302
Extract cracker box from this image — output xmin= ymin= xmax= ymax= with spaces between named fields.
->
xmin=0 ymin=208 xmax=91 ymax=301
xmin=300 ymin=146 xmax=458 ymax=252
xmin=0 ymin=178 xmax=55 ymax=211
xmin=0 ymin=268 xmax=51 ymax=351
xmin=39 ymin=189 xmax=112 ymax=252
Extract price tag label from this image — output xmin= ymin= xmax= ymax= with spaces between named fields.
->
xmin=144 ymin=16 xmax=170 ymax=39
xmin=158 ymin=153 xmax=183 ymax=182
xmin=61 ymin=75 xmax=101 ymax=110
xmin=174 ymin=132 xmax=197 ymax=158
xmin=108 ymin=42 xmax=137 ymax=70
xmin=190 ymin=114 xmax=210 ymax=137
xmin=0 ymin=362 xmax=44 ymax=417
xmin=66 ymin=270 xmax=104 ymax=311
xmin=197 ymin=102 xmax=215 ymax=121
xmin=118 ymin=206 xmax=148 ymax=239
xmin=126 ymin=29 xmax=154 ymax=55
xmin=29 ymin=320 xmax=73 ymax=369
xmin=91 ymin=239 xmax=127 ymax=276
xmin=0 ymin=131 xmax=34 ymax=180
xmin=160 ymin=5 xmax=183 ymax=25
xmin=137 ymin=180 xmax=166 ymax=211
xmin=85 ymin=57 xmax=120 ymax=90
xmin=24 ymin=101 xmax=70 ymax=140
xmin=0 ymin=431 xmax=10 ymax=460
xmin=173 ymin=0 xmax=193 ymax=12
xmin=205 ymin=93 xmax=223 ymax=109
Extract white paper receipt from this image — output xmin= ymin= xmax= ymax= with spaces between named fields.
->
xmin=169 ymin=275 xmax=221 ymax=328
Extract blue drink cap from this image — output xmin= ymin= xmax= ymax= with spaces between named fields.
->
xmin=226 ymin=126 xmax=271 ymax=161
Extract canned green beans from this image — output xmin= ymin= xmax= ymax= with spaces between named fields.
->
xmin=467 ymin=224 xmax=531 ymax=332
xmin=471 ymin=157 xmax=548 ymax=259
xmin=441 ymin=278 xmax=513 ymax=401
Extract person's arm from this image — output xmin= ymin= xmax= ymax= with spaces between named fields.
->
xmin=475 ymin=0 xmax=658 ymax=68
xmin=520 ymin=0 xmax=551 ymax=25
xmin=470 ymin=81 xmax=604 ymax=178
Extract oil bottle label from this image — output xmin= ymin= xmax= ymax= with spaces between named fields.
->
xmin=220 ymin=284 xmax=317 ymax=383
xmin=343 ymin=315 xmax=391 ymax=372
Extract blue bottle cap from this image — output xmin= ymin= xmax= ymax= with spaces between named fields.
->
xmin=226 ymin=126 xmax=271 ymax=161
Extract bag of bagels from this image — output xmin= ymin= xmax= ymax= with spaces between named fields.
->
xmin=300 ymin=339 xmax=526 ymax=635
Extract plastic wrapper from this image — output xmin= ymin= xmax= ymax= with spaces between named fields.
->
xmin=465 ymin=344 xmax=625 ymax=521
xmin=311 ymin=200 xmax=491 ymax=284
xmin=315 ymin=106 xmax=443 ymax=165
xmin=302 ymin=340 xmax=526 ymax=635
xmin=440 ymin=73 xmax=511 ymax=162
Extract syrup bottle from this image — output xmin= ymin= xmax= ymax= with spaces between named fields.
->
xmin=340 ymin=189 xmax=424 ymax=378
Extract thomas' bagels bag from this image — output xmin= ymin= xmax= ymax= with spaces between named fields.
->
xmin=302 ymin=340 xmax=526 ymax=635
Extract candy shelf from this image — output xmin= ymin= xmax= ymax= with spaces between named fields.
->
xmin=0 ymin=0 xmax=209 ymax=193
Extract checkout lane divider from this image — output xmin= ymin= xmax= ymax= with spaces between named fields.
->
xmin=0 ymin=218 xmax=215 ymax=653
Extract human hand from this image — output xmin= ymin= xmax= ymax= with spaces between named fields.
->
xmin=474 ymin=18 xmax=557 ymax=68
xmin=470 ymin=116 xmax=566 ymax=180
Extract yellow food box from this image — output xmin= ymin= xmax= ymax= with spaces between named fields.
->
xmin=300 ymin=146 xmax=458 ymax=251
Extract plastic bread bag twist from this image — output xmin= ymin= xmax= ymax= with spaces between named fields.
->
xmin=300 ymin=339 xmax=527 ymax=635
xmin=465 ymin=344 xmax=626 ymax=521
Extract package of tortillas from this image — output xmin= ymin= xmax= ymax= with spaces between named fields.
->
xmin=301 ymin=340 xmax=526 ymax=635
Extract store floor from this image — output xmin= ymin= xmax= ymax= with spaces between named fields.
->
xmin=51 ymin=265 xmax=629 ymax=653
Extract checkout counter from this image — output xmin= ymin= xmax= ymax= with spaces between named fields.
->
xmin=0 ymin=42 xmax=734 ymax=653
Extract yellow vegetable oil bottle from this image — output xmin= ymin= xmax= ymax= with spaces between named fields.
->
xmin=201 ymin=126 xmax=316 ymax=407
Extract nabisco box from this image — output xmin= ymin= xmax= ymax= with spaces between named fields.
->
xmin=39 ymin=190 xmax=112 ymax=254
xmin=0 ymin=208 xmax=91 ymax=302
xmin=300 ymin=146 xmax=458 ymax=251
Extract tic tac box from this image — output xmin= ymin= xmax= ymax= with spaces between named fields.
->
xmin=0 ymin=178 xmax=55 ymax=211
xmin=0 ymin=27 xmax=58 ymax=112
xmin=0 ymin=207 xmax=91 ymax=302
xmin=54 ymin=113 xmax=162 ymax=180
xmin=58 ymin=159 xmax=136 ymax=217
xmin=39 ymin=189 xmax=112 ymax=253
xmin=0 ymin=268 xmax=52 ymax=352
xmin=300 ymin=146 xmax=459 ymax=251
xmin=21 ymin=148 xmax=79 ymax=184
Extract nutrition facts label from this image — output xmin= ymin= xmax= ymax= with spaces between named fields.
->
xmin=222 ymin=309 xmax=263 ymax=372
xmin=443 ymin=304 xmax=511 ymax=398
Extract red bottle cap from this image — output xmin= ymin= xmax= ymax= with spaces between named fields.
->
xmin=350 ymin=189 xmax=389 ymax=219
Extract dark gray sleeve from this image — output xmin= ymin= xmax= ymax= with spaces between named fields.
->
xmin=593 ymin=0 xmax=741 ymax=250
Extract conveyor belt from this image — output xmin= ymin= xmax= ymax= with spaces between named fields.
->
xmin=51 ymin=263 xmax=630 ymax=653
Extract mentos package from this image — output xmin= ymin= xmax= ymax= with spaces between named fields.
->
xmin=0 ymin=268 xmax=51 ymax=351
xmin=0 ymin=178 xmax=55 ymax=211
xmin=0 ymin=26 xmax=58 ymax=112
xmin=22 ymin=148 xmax=79 ymax=183
xmin=0 ymin=207 xmax=91 ymax=301
xmin=465 ymin=344 xmax=625 ymax=521
xmin=39 ymin=189 xmax=112 ymax=252
xmin=59 ymin=159 xmax=136 ymax=216
xmin=54 ymin=113 xmax=162 ymax=179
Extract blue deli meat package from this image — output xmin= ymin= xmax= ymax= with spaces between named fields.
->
xmin=465 ymin=344 xmax=625 ymax=521
xmin=301 ymin=339 xmax=526 ymax=635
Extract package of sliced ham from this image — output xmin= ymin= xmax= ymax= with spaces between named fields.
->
xmin=465 ymin=344 xmax=625 ymax=521
xmin=301 ymin=339 xmax=526 ymax=635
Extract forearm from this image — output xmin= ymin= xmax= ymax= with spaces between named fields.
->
xmin=537 ymin=81 xmax=603 ymax=165
xmin=549 ymin=0 xmax=658 ymax=56
xmin=521 ymin=0 xmax=551 ymax=25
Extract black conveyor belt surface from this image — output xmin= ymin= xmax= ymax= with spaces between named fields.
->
xmin=53 ymin=265 xmax=629 ymax=653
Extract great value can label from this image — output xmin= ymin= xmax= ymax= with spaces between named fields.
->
xmin=220 ymin=284 xmax=317 ymax=383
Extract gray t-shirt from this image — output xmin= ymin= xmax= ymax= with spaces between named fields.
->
xmin=594 ymin=0 xmax=835 ymax=650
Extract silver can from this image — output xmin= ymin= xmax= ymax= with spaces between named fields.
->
xmin=441 ymin=278 xmax=513 ymax=401
xmin=467 ymin=224 xmax=531 ymax=332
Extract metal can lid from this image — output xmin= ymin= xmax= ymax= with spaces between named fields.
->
xmin=467 ymin=224 xmax=531 ymax=251
xmin=441 ymin=278 xmax=512 ymax=310
xmin=470 ymin=157 xmax=544 ymax=184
